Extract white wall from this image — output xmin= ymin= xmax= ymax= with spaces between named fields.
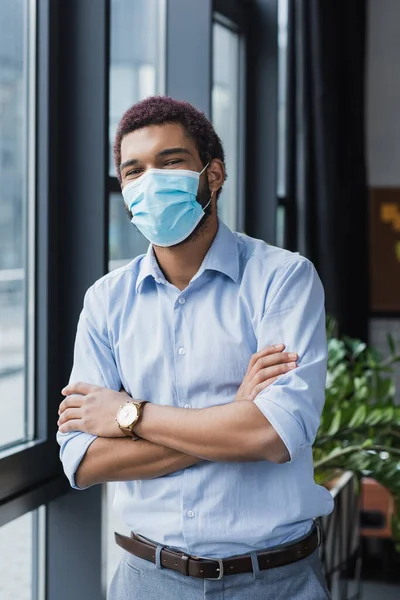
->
xmin=367 ymin=0 xmax=400 ymax=186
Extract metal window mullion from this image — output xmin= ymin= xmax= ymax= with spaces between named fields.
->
xmin=26 ymin=0 xmax=37 ymax=443
xmin=44 ymin=0 xmax=109 ymax=598
xmin=157 ymin=0 xmax=167 ymax=95
xmin=245 ymin=0 xmax=278 ymax=244
xmin=237 ymin=31 xmax=247 ymax=232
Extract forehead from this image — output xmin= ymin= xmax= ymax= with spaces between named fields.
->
xmin=120 ymin=122 xmax=199 ymax=163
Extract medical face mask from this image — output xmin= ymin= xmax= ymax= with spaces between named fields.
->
xmin=122 ymin=164 xmax=211 ymax=247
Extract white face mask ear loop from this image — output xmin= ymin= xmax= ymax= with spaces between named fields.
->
xmin=203 ymin=189 xmax=214 ymax=212
xmin=199 ymin=161 xmax=210 ymax=176
xmin=199 ymin=161 xmax=215 ymax=211
xmin=203 ymin=198 xmax=212 ymax=211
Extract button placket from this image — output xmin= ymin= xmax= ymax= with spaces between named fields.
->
xmin=174 ymin=289 xmax=197 ymax=549
xmin=182 ymin=467 xmax=199 ymax=549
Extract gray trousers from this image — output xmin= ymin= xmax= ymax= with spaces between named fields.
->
xmin=109 ymin=547 xmax=331 ymax=599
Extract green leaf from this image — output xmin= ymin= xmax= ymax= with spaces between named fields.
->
xmin=347 ymin=405 xmax=367 ymax=428
xmin=327 ymin=410 xmax=342 ymax=436
xmin=383 ymin=406 xmax=395 ymax=423
xmin=348 ymin=339 xmax=367 ymax=359
xmin=365 ymin=408 xmax=387 ymax=427
xmin=387 ymin=333 xmax=396 ymax=355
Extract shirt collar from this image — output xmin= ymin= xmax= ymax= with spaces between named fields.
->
xmin=135 ymin=219 xmax=239 ymax=293
xmin=135 ymin=244 xmax=167 ymax=292
xmin=200 ymin=219 xmax=239 ymax=283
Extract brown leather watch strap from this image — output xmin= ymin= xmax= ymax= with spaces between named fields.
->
xmin=115 ymin=524 xmax=319 ymax=579
xmin=130 ymin=400 xmax=149 ymax=439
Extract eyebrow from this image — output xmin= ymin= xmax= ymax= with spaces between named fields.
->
xmin=120 ymin=147 xmax=192 ymax=173
xmin=157 ymin=147 xmax=191 ymax=158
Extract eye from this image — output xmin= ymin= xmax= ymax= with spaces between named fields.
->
xmin=164 ymin=159 xmax=183 ymax=167
xmin=125 ymin=168 xmax=144 ymax=178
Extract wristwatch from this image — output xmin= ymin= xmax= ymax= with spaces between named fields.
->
xmin=116 ymin=400 xmax=149 ymax=439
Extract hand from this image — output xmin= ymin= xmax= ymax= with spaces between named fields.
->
xmin=58 ymin=382 xmax=132 ymax=437
xmin=235 ymin=344 xmax=298 ymax=402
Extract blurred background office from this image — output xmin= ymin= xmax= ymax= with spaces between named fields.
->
xmin=0 ymin=1 xmax=399 ymax=599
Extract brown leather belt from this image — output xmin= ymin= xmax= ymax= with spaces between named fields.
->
xmin=115 ymin=524 xmax=319 ymax=579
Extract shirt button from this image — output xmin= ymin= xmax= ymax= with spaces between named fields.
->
xmin=178 ymin=297 xmax=186 ymax=305
xmin=187 ymin=510 xmax=195 ymax=518
xmin=184 ymin=403 xmax=191 ymax=409
xmin=178 ymin=347 xmax=186 ymax=356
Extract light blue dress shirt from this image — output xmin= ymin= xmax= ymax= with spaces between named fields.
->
xmin=57 ymin=219 xmax=334 ymax=559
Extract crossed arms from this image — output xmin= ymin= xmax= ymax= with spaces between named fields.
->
xmin=58 ymin=346 xmax=295 ymax=489
xmin=57 ymin=258 xmax=328 ymax=489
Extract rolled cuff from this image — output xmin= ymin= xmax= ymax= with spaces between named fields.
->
xmin=253 ymin=391 xmax=309 ymax=462
xmin=57 ymin=430 xmax=97 ymax=489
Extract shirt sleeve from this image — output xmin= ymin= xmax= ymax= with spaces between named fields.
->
xmin=253 ymin=257 xmax=327 ymax=462
xmin=56 ymin=284 xmax=122 ymax=489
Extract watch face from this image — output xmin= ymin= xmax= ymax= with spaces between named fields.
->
xmin=117 ymin=403 xmax=139 ymax=427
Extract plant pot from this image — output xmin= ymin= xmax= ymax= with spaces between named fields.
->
xmin=360 ymin=477 xmax=394 ymax=539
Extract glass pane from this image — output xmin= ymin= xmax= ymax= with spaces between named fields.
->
xmin=109 ymin=0 xmax=164 ymax=176
xmin=212 ymin=22 xmax=240 ymax=231
xmin=276 ymin=204 xmax=286 ymax=248
xmin=109 ymin=192 xmax=149 ymax=271
xmin=0 ymin=510 xmax=41 ymax=600
xmin=0 ymin=0 xmax=34 ymax=449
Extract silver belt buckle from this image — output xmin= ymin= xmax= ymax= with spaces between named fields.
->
xmin=205 ymin=558 xmax=224 ymax=580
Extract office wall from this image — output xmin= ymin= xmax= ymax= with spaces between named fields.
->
xmin=366 ymin=0 xmax=400 ymax=396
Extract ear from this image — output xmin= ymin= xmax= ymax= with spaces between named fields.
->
xmin=206 ymin=159 xmax=225 ymax=196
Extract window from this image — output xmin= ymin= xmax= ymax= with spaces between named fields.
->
xmin=0 ymin=508 xmax=45 ymax=600
xmin=108 ymin=0 xmax=166 ymax=271
xmin=109 ymin=0 xmax=165 ymax=176
xmin=212 ymin=20 xmax=243 ymax=231
xmin=0 ymin=0 xmax=35 ymax=450
xmin=109 ymin=192 xmax=150 ymax=269
xmin=0 ymin=0 xmax=64 ymax=520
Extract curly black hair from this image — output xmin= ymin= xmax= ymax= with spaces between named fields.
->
xmin=114 ymin=96 xmax=227 ymax=194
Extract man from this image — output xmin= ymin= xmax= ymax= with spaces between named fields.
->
xmin=57 ymin=96 xmax=333 ymax=599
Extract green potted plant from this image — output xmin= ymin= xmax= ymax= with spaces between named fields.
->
xmin=314 ymin=318 xmax=400 ymax=544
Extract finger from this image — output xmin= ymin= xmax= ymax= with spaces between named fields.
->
xmin=248 ymin=352 xmax=298 ymax=379
xmin=58 ymin=419 xmax=84 ymax=434
xmin=246 ymin=344 xmax=286 ymax=375
xmin=57 ymin=408 xmax=83 ymax=426
xmin=249 ymin=377 xmax=278 ymax=401
xmin=250 ymin=362 xmax=297 ymax=388
xmin=58 ymin=394 xmax=85 ymax=415
xmin=61 ymin=381 xmax=99 ymax=397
